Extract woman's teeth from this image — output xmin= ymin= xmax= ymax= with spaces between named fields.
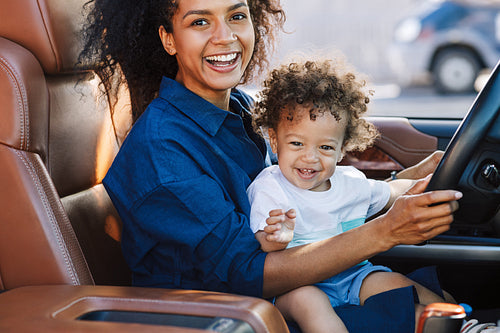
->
xmin=205 ymin=53 xmax=237 ymax=66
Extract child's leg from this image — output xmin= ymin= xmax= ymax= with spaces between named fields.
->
xmin=275 ymin=285 xmax=348 ymax=333
xmin=358 ymin=271 xmax=446 ymax=306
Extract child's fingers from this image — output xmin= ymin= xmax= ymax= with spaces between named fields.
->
xmin=266 ymin=214 xmax=285 ymax=225
xmin=285 ymin=209 xmax=296 ymax=219
xmin=268 ymin=209 xmax=285 ymax=217
xmin=266 ymin=234 xmax=280 ymax=242
xmin=264 ymin=223 xmax=281 ymax=234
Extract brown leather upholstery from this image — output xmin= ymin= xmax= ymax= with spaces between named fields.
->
xmin=0 ymin=285 xmax=289 ymax=332
xmin=369 ymin=117 xmax=438 ymax=168
xmin=0 ymin=0 xmax=87 ymax=74
xmin=0 ymin=0 xmax=132 ymax=289
xmin=0 ymin=2 xmax=291 ymax=332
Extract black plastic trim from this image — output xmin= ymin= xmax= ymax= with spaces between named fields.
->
xmin=78 ymin=311 xmax=255 ymax=332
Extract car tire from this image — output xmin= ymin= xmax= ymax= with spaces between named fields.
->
xmin=432 ymin=48 xmax=482 ymax=94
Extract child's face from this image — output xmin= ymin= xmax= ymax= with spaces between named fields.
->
xmin=268 ymin=105 xmax=346 ymax=192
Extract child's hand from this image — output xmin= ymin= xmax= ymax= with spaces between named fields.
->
xmin=264 ymin=209 xmax=296 ymax=244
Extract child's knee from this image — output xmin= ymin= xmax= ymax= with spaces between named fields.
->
xmin=278 ymin=285 xmax=320 ymax=306
xmin=276 ymin=286 xmax=322 ymax=319
xmin=278 ymin=286 xmax=329 ymax=310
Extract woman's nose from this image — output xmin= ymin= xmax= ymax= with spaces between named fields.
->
xmin=212 ymin=21 xmax=237 ymax=44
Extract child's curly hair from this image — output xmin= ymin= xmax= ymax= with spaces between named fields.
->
xmin=253 ymin=57 xmax=379 ymax=152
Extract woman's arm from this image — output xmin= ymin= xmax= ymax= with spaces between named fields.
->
xmin=261 ymin=177 xmax=461 ymax=298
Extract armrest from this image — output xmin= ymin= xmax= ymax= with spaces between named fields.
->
xmin=0 ymin=285 xmax=288 ymax=333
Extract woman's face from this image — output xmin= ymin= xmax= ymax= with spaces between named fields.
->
xmin=161 ymin=0 xmax=255 ymax=103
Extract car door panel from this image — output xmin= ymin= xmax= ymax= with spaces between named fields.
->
xmin=341 ymin=117 xmax=460 ymax=179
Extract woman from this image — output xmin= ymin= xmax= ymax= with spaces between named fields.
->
xmin=79 ymin=0 xmax=461 ymax=331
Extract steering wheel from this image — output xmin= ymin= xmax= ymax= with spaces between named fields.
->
xmin=425 ymin=60 xmax=500 ymax=234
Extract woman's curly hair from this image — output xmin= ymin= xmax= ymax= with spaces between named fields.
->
xmin=253 ymin=57 xmax=379 ymax=152
xmin=78 ymin=0 xmax=285 ymax=122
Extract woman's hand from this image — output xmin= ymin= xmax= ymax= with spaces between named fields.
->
xmin=395 ymin=151 xmax=444 ymax=180
xmin=379 ymin=175 xmax=461 ymax=247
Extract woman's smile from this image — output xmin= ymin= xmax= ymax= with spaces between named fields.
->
xmin=204 ymin=52 xmax=241 ymax=72
xmin=205 ymin=52 xmax=239 ymax=65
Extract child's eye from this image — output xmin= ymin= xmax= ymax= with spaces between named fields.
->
xmin=320 ymin=145 xmax=335 ymax=151
xmin=290 ymin=141 xmax=303 ymax=147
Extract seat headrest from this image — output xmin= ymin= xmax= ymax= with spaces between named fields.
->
xmin=0 ymin=0 xmax=89 ymax=74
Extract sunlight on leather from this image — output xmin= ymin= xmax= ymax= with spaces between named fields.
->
xmin=104 ymin=215 xmax=122 ymax=242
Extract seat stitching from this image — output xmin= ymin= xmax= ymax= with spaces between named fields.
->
xmin=15 ymin=150 xmax=79 ymax=285
xmin=0 ymin=56 xmax=29 ymax=150
xmin=34 ymin=0 xmax=61 ymax=72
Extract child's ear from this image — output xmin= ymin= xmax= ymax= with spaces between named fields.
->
xmin=268 ymin=128 xmax=278 ymax=154
xmin=337 ymin=147 xmax=346 ymax=163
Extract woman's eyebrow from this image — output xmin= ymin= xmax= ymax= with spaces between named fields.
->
xmin=228 ymin=2 xmax=248 ymax=11
xmin=182 ymin=2 xmax=248 ymax=20
xmin=183 ymin=9 xmax=209 ymax=20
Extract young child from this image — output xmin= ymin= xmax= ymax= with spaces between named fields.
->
xmin=247 ymin=58 xmax=448 ymax=333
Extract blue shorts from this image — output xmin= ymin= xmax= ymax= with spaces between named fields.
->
xmin=314 ymin=261 xmax=392 ymax=307
xmin=287 ymin=266 xmax=444 ymax=333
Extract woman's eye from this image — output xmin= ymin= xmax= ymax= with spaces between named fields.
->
xmin=231 ymin=13 xmax=247 ymax=21
xmin=192 ymin=19 xmax=208 ymax=26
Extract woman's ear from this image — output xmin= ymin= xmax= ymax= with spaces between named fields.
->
xmin=268 ymin=128 xmax=278 ymax=154
xmin=159 ymin=26 xmax=177 ymax=55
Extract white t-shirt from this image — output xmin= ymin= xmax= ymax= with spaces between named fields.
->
xmin=247 ymin=165 xmax=391 ymax=248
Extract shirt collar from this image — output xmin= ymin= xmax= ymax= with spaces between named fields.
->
xmin=158 ymin=77 xmax=251 ymax=136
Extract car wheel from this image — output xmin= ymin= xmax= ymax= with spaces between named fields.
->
xmin=432 ymin=48 xmax=482 ymax=94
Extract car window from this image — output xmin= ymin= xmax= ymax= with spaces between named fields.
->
xmin=245 ymin=0 xmax=500 ymax=120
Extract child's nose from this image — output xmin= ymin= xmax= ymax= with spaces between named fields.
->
xmin=302 ymin=148 xmax=319 ymax=162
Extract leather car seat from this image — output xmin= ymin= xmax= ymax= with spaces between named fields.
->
xmin=0 ymin=0 xmax=132 ymax=290
xmin=0 ymin=2 xmax=292 ymax=332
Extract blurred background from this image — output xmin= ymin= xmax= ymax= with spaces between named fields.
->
xmin=247 ymin=0 xmax=500 ymax=118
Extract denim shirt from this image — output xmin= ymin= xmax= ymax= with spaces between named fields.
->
xmin=103 ymin=77 xmax=268 ymax=297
